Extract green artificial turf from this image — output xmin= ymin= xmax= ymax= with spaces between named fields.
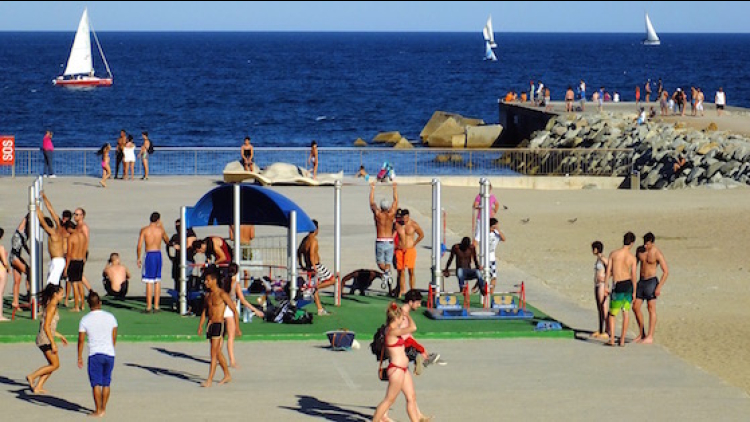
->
xmin=0 ymin=293 xmax=572 ymax=343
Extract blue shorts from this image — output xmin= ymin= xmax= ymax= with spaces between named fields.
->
xmin=88 ymin=353 xmax=115 ymax=387
xmin=142 ymin=251 xmax=162 ymax=283
xmin=375 ymin=240 xmax=394 ymax=266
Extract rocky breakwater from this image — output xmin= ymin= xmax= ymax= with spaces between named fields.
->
xmin=510 ymin=111 xmax=750 ymax=189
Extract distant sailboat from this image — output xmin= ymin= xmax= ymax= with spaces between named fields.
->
xmin=484 ymin=41 xmax=497 ymax=61
xmin=53 ymin=8 xmax=113 ymax=87
xmin=483 ymin=15 xmax=497 ymax=49
xmin=643 ymin=12 xmax=661 ymax=46
xmin=482 ymin=15 xmax=497 ymax=61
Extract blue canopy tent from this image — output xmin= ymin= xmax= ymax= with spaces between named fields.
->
xmin=178 ymin=184 xmax=316 ymax=315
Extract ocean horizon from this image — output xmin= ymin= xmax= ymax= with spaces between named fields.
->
xmin=2 ymin=31 xmax=749 ymax=148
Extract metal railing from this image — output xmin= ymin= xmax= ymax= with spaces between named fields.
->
xmin=0 ymin=147 xmax=633 ymax=178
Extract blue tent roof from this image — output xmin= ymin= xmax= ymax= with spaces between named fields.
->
xmin=185 ymin=184 xmax=316 ymax=233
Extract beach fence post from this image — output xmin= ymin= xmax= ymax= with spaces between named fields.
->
xmin=334 ymin=180 xmax=341 ymax=306
xmin=288 ymin=210 xmax=298 ymax=301
xmin=479 ymin=178 xmax=491 ymax=308
xmin=431 ymin=178 xmax=443 ymax=297
xmin=179 ymin=206 xmax=187 ymax=316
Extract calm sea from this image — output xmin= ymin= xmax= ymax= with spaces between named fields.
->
xmin=1 ymin=32 xmax=749 ymax=148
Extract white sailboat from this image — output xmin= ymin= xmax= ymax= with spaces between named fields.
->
xmin=484 ymin=41 xmax=497 ymax=61
xmin=643 ymin=12 xmax=661 ymax=46
xmin=53 ymin=8 xmax=113 ymax=87
xmin=483 ymin=15 xmax=497 ymax=48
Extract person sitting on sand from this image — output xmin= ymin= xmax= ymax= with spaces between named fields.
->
xmin=103 ymin=253 xmax=130 ymax=298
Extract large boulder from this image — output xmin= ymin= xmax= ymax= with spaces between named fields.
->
xmin=372 ymin=131 xmax=402 ymax=144
xmin=420 ymin=111 xmax=485 ymax=143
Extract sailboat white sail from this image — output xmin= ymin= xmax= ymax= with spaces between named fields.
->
xmin=484 ymin=41 xmax=497 ymax=61
xmin=643 ymin=13 xmax=661 ymax=46
xmin=483 ymin=15 xmax=497 ymax=48
xmin=53 ymin=8 xmax=113 ymax=86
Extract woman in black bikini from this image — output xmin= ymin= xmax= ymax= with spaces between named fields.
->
xmin=373 ymin=302 xmax=431 ymax=422
xmin=241 ymin=137 xmax=254 ymax=171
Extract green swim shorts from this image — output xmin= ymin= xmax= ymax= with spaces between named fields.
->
xmin=609 ymin=281 xmax=633 ymax=316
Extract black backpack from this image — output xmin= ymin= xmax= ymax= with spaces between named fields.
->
xmin=370 ymin=324 xmax=387 ymax=361
xmin=147 ymin=140 xmax=155 ymax=154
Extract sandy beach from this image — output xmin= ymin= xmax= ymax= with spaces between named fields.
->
xmin=1 ymin=175 xmax=750 ymax=421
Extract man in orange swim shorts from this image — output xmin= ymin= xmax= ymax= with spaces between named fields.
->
xmin=394 ymin=209 xmax=424 ymax=297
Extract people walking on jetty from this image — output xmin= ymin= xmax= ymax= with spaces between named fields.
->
xmin=41 ymin=130 xmax=56 ymax=178
xmin=370 ymin=181 xmax=398 ymax=286
xmin=9 ymin=215 xmax=30 ymax=313
xmin=297 ymin=219 xmax=336 ymax=316
xmin=715 ymin=87 xmax=726 ymax=116
xmin=660 ymin=90 xmax=670 ymax=116
xmin=115 ymin=130 xmax=126 ymax=179
xmin=96 ymin=143 xmax=112 ymax=188
xmin=372 ymin=301 xmax=431 ymax=422
xmin=139 ymin=131 xmax=151 ymax=180
xmin=197 ymin=265 xmax=240 ymax=387
xmin=605 ymin=232 xmax=637 ymax=347
xmin=123 ymin=135 xmax=136 ymax=180
xmin=690 ymin=87 xmax=698 ymax=116
xmin=0 ymin=228 xmax=10 ymax=321
xmin=103 ymin=253 xmax=130 ymax=298
xmin=241 ymin=136 xmax=254 ymax=171
xmin=645 ymin=79 xmax=652 ymax=102
xmin=633 ymin=232 xmax=669 ymax=344
xmin=529 ymin=80 xmax=535 ymax=104
xmin=443 ymin=237 xmax=485 ymax=294
xmin=543 ymin=86 xmax=552 ymax=111
xmin=695 ymin=88 xmax=705 ymax=116
xmin=565 ymin=86 xmax=575 ymax=112
xmin=591 ymin=240 xmax=609 ymax=340
xmin=536 ymin=81 xmax=544 ymax=106
xmin=136 ymin=212 xmax=169 ymax=313
xmin=597 ymin=87 xmax=605 ymax=112
xmin=657 ymin=78 xmax=663 ymax=99
xmin=578 ymin=79 xmax=586 ymax=110
xmin=394 ymin=209 xmax=424 ymax=297
xmin=635 ymin=85 xmax=641 ymax=109
xmin=308 ymin=140 xmax=319 ymax=179
xmin=66 ymin=216 xmax=88 ymax=312
xmin=35 ymin=198 xmax=66 ymax=287
xmin=26 ymin=283 xmax=67 ymax=394
xmin=77 ymin=291 xmax=118 ymax=417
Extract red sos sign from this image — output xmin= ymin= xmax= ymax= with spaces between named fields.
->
xmin=1 ymin=136 xmax=15 ymax=165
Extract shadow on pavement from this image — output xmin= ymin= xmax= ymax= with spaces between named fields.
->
xmin=124 ymin=363 xmax=203 ymax=385
xmin=12 ymin=388 xmax=92 ymax=414
xmin=152 ymin=347 xmax=210 ymax=364
xmin=279 ymin=394 xmax=372 ymax=421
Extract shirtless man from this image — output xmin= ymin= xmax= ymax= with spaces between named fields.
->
xmin=136 ymin=212 xmax=169 ymax=313
xmin=394 ymin=209 xmax=424 ymax=296
xmin=191 ymin=236 xmax=232 ymax=265
xmin=369 ymin=181 xmax=398 ymax=284
xmin=72 ymin=208 xmax=92 ymax=292
xmin=103 ymin=253 xmax=131 ymax=298
xmin=66 ymin=220 xmax=89 ymax=312
xmin=340 ymin=269 xmax=384 ymax=296
xmin=605 ymin=232 xmax=638 ymax=347
xmin=229 ymin=224 xmax=255 ymax=287
xmin=36 ymin=200 xmax=66 ymax=287
xmin=297 ymin=220 xmax=336 ymax=316
xmin=443 ymin=237 xmax=485 ymax=294
xmin=633 ymin=232 xmax=669 ymax=344
xmin=115 ymin=129 xmax=127 ymax=179
xmin=197 ymin=266 xmax=240 ymax=387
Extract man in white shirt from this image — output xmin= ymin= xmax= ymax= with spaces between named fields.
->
xmin=78 ymin=291 xmax=118 ymax=417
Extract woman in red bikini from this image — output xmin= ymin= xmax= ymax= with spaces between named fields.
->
xmin=373 ymin=302 xmax=431 ymax=422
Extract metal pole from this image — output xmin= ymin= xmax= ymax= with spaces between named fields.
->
xmin=431 ymin=178 xmax=443 ymax=297
xmin=29 ymin=185 xmax=38 ymax=319
xmin=288 ymin=210 xmax=298 ymax=301
xmin=479 ymin=178 xmax=491 ymax=308
xmin=233 ymin=184 xmax=241 ymax=269
xmin=35 ymin=177 xmax=44 ymax=302
xmin=179 ymin=206 xmax=187 ymax=315
xmin=334 ymin=180 xmax=341 ymax=306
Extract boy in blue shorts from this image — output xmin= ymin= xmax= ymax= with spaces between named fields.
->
xmin=78 ymin=291 xmax=118 ymax=417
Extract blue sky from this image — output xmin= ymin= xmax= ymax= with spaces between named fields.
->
xmin=0 ymin=1 xmax=746 ymax=33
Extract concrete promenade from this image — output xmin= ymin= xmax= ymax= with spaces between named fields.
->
xmin=1 ymin=176 xmax=749 ymax=421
